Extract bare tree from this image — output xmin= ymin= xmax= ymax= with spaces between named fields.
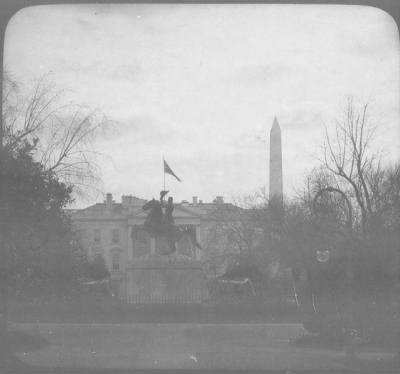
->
xmin=208 ymin=192 xmax=291 ymax=282
xmin=322 ymin=97 xmax=379 ymax=237
xmin=2 ymin=72 xmax=111 ymax=197
xmin=299 ymin=168 xmax=353 ymax=230
xmin=366 ymin=162 xmax=400 ymax=231
xmin=211 ymin=197 xmax=258 ymax=260
xmin=207 ymin=194 xmax=267 ymax=269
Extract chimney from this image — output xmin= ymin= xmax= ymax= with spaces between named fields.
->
xmin=192 ymin=196 xmax=198 ymax=205
xmin=105 ymin=192 xmax=113 ymax=211
xmin=216 ymin=196 xmax=224 ymax=204
xmin=121 ymin=195 xmax=133 ymax=207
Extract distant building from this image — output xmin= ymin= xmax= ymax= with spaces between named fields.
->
xmin=68 ymin=118 xmax=286 ymax=301
xmin=68 ymin=193 xmax=238 ymax=297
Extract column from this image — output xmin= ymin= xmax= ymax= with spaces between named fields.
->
xmin=127 ymin=226 xmax=133 ymax=261
xmin=195 ymin=226 xmax=201 ymax=260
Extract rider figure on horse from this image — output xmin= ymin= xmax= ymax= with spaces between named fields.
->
xmin=142 ymin=190 xmax=201 ymax=254
xmin=164 ymin=197 xmax=174 ymax=225
xmin=159 ymin=190 xmax=174 ymax=225
xmin=144 ymin=190 xmax=174 ymax=235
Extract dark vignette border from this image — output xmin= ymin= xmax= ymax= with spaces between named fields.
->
xmin=0 ymin=0 xmax=399 ymax=373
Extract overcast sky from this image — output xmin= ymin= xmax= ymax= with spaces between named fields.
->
xmin=4 ymin=4 xmax=400 ymax=206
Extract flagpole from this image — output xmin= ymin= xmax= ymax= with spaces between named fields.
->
xmin=163 ymin=157 xmax=166 ymax=191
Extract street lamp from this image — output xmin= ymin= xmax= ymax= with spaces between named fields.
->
xmin=312 ymin=186 xmax=357 ymax=362
xmin=313 ymin=186 xmax=353 ymax=237
xmin=316 ymin=249 xmax=330 ymax=263
xmin=312 ymin=186 xmax=353 ymax=282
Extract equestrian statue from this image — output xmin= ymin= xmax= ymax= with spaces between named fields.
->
xmin=132 ymin=190 xmax=201 ymax=255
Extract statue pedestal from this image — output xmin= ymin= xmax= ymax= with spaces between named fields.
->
xmin=125 ymin=253 xmax=207 ymax=304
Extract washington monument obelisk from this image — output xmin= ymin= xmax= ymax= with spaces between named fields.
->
xmin=269 ymin=117 xmax=283 ymax=200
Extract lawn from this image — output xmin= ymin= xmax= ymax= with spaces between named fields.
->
xmin=7 ymin=296 xmax=300 ymax=324
xmin=4 ymin=322 xmax=400 ymax=372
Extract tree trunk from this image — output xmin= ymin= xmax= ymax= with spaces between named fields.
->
xmin=0 ymin=238 xmax=11 ymax=371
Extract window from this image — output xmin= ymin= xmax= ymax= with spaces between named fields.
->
xmin=227 ymin=231 xmax=235 ymax=243
xmin=112 ymin=228 xmax=120 ymax=244
xmin=208 ymin=227 xmax=217 ymax=242
xmin=76 ymin=229 xmax=87 ymax=244
xmin=112 ymin=252 xmax=120 ymax=271
xmin=94 ymin=229 xmax=101 ymax=243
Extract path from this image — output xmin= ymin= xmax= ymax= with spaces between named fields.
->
xmin=11 ymin=322 xmax=397 ymax=371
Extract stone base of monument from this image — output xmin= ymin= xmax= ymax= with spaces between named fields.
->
xmin=125 ymin=237 xmax=207 ymax=304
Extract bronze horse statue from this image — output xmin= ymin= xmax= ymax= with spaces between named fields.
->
xmin=133 ymin=192 xmax=201 ymax=255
